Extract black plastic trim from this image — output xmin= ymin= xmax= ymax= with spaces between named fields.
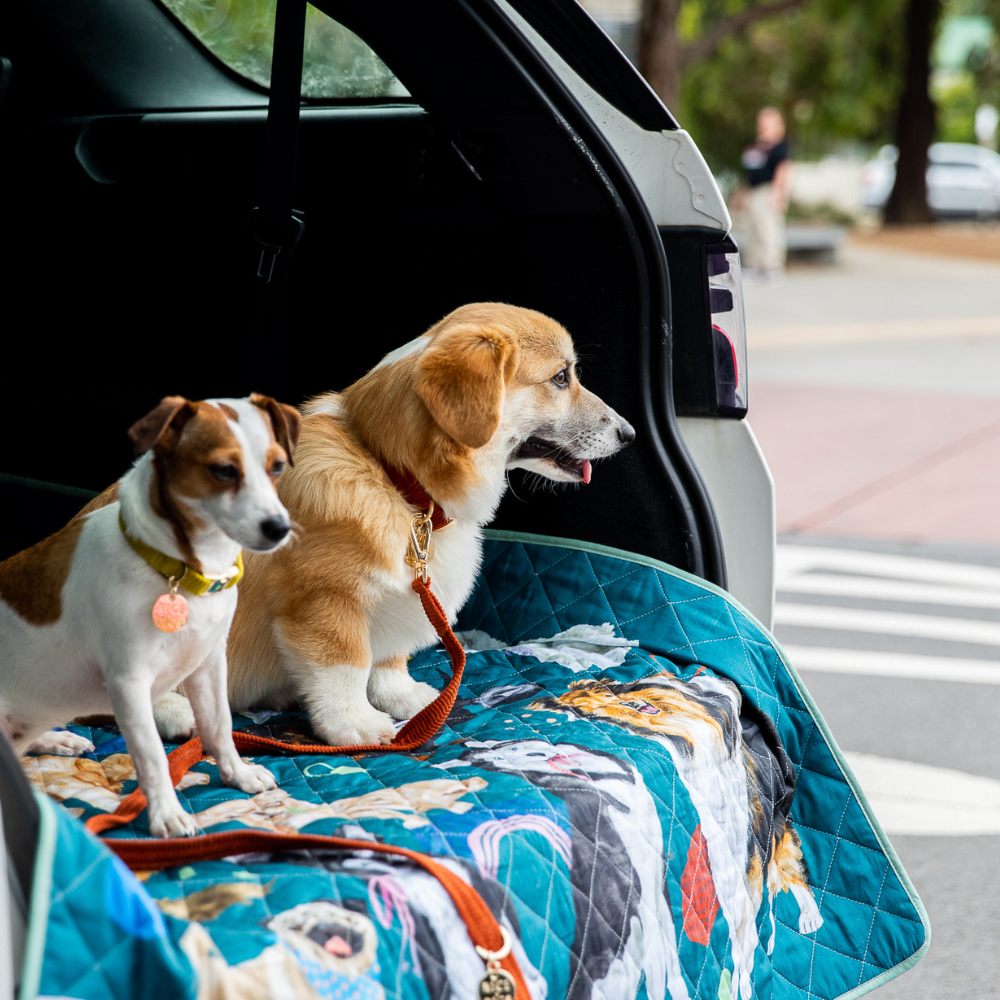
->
xmin=456 ymin=0 xmax=726 ymax=586
xmin=658 ymin=225 xmax=731 ymax=246
xmin=500 ymin=0 xmax=678 ymax=133
xmin=706 ymin=239 xmax=747 ymax=420
xmin=663 ymin=226 xmax=746 ymax=421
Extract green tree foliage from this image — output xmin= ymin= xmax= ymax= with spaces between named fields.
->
xmin=675 ymin=0 xmax=909 ymax=171
xmin=160 ymin=0 xmax=405 ymax=98
xmin=934 ymin=0 xmax=1000 ymax=142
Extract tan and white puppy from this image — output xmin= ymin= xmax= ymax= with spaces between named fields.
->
xmin=0 ymin=394 xmax=300 ymax=837
xmin=227 ymin=303 xmax=635 ymax=746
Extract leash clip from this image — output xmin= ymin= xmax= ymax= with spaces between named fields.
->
xmin=405 ymin=503 xmax=435 ymax=583
xmin=204 ymin=564 xmax=240 ymax=593
xmin=476 ymin=926 xmax=516 ymax=998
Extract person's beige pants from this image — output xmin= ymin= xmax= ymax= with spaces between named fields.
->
xmin=746 ymin=182 xmax=786 ymax=271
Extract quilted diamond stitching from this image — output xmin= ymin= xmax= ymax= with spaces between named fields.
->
xmin=58 ymin=537 xmax=925 ymax=1000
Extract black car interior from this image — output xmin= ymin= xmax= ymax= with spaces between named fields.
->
xmin=0 ymin=0 xmax=731 ymax=577
xmin=0 ymin=0 xmax=745 ymax=964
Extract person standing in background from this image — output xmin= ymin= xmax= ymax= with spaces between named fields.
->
xmin=741 ymin=107 xmax=792 ymax=283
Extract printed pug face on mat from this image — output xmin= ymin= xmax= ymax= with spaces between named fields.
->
xmin=225 ymin=303 xmax=636 ymax=747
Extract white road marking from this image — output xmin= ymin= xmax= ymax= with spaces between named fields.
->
xmin=842 ymin=751 xmax=1000 ymax=836
xmin=776 ymin=547 xmax=1000 ymax=683
xmin=779 ymin=572 xmax=1000 ymax=609
xmin=776 ymin=546 xmax=1000 ymax=835
xmin=775 ymin=545 xmax=1000 ymax=591
xmin=775 ymin=602 xmax=1000 ymax=646
xmin=784 ymin=645 xmax=1000 ymax=684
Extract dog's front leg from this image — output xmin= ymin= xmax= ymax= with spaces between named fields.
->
xmin=152 ymin=690 xmax=197 ymax=743
xmin=275 ymin=609 xmax=396 ymax=747
xmin=368 ymin=655 xmax=438 ymax=720
xmin=105 ymin=672 xmax=198 ymax=838
xmin=184 ymin=643 xmax=276 ymax=795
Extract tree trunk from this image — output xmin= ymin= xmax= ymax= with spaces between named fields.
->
xmin=884 ymin=0 xmax=940 ymax=224
xmin=638 ymin=0 xmax=683 ymax=112
xmin=638 ymin=0 xmax=810 ymax=117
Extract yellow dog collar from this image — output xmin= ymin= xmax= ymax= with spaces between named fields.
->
xmin=119 ymin=512 xmax=244 ymax=595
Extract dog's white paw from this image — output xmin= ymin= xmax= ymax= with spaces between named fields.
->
xmin=149 ymin=803 xmax=200 ymax=839
xmin=225 ymin=762 xmax=278 ymax=795
xmin=153 ymin=692 xmax=197 ymax=743
xmin=368 ymin=670 xmax=439 ymax=720
xmin=314 ymin=703 xmax=397 ymax=747
xmin=792 ymin=884 xmax=824 ymax=934
xmin=740 ymin=971 xmax=753 ymax=1000
xmin=27 ymin=730 xmax=95 ymax=756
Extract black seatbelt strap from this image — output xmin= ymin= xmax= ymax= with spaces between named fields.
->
xmin=246 ymin=0 xmax=307 ymax=395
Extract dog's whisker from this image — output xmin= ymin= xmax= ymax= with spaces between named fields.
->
xmin=505 ymin=470 xmax=528 ymax=504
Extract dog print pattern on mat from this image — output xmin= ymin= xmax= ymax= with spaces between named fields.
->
xmin=531 ymin=673 xmax=823 ymax=1000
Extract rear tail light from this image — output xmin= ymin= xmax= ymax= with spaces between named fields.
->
xmin=706 ymin=243 xmax=748 ymax=417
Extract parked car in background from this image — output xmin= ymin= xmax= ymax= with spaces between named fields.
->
xmin=861 ymin=142 xmax=1000 ymax=217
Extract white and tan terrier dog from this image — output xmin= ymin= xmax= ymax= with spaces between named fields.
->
xmin=0 ymin=394 xmax=300 ymax=837
xmin=225 ymin=303 xmax=635 ymax=747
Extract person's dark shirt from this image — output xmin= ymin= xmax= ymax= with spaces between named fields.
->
xmin=741 ymin=140 xmax=788 ymax=187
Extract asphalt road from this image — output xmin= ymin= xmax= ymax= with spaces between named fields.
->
xmin=744 ymin=239 xmax=1000 ymax=999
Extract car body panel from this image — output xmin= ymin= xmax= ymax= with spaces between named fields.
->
xmin=501 ymin=0 xmax=774 ymax=615
xmin=678 ymin=416 xmax=776 ymax=628
xmin=500 ymin=0 xmax=731 ymax=230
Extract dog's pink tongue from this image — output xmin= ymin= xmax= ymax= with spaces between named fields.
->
xmin=581 ymin=459 xmax=592 ymax=484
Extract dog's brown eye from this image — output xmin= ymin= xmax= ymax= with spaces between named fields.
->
xmin=552 ymin=369 xmax=569 ymax=387
xmin=209 ymin=463 xmax=239 ymax=482
xmin=270 ymin=460 xmax=286 ymax=478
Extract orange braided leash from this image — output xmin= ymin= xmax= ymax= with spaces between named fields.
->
xmin=106 ymin=828 xmax=527 ymax=993
xmin=85 ymin=576 xmax=464 ymax=832
xmin=79 ymin=577 xmax=522 ymax=985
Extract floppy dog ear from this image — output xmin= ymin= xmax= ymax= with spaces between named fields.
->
xmin=250 ymin=393 xmax=303 ymax=465
xmin=414 ymin=324 xmax=518 ymax=448
xmin=128 ymin=396 xmax=196 ymax=455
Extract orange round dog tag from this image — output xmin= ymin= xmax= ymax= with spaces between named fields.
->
xmin=152 ymin=592 xmax=189 ymax=632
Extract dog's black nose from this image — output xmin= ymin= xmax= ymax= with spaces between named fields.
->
xmin=617 ymin=422 xmax=636 ymax=446
xmin=260 ymin=517 xmax=290 ymax=543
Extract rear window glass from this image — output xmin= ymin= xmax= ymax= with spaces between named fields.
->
xmin=159 ymin=0 xmax=410 ymax=99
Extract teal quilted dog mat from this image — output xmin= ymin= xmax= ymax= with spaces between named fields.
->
xmin=23 ymin=531 xmax=928 ymax=1000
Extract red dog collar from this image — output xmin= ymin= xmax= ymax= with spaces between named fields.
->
xmin=381 ymin=460 xmax=453 ymax=530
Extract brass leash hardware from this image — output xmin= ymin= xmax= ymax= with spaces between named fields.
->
xmin=204 ymin=564 xmax=240 ymax=593
xmin=404 ymin=502 xmax=435 ymax=583
xmin=476 ymin=925 xmax=516 ymax=998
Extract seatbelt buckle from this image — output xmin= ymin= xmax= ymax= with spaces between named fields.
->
xmin=248 ymin=208 xmax=306 ymax=285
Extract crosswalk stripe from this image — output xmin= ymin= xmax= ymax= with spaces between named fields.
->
xmin=778 ymin=572 xmax=1000 ymax=608
xmin=782 ymin=645 xmax=1000 ymax=684
xmin=842 ymin=752 xmax=1000 ymax=835
xmin=775 ymin=545 xmax=1000 ymax=591
xmin=774 ymin=601 xmax=1000 ymax=645
xmin=774 ymin=547 xmax=1000 ymax=837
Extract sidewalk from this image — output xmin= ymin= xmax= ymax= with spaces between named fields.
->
xmin=849 ymin=222 xmax=1000 ymax=263
xmin=751 ymin=385 xmax=1000 ymax=542
xmin=745 ymin=241 xmax=1000 ymax=543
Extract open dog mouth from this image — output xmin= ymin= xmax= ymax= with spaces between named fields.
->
xmin=516 ymin=437 xmax=593 ymax=484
